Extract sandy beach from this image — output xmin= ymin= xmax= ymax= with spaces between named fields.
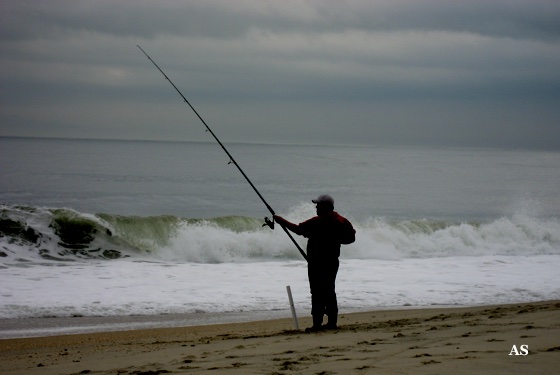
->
xmin=0 ymin=301 xmax=558 ymax=374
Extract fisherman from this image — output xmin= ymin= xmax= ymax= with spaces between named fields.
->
xmin=274 ymin=194 xmax=355 ymax=332
xmin=139 ymin=47 xmax=352 ymax=328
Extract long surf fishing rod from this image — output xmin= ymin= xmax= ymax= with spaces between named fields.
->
xmin=137 ymin=45 xmax=308 ymax=262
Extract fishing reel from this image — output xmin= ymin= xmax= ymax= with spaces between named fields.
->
xmin=263 ymin=216 xmax=275 ymax=230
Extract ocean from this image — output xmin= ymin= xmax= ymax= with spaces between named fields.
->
xmin=1 ymin=137 xmax=559 ymax=338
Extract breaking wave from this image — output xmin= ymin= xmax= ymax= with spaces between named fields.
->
xmin=1 ymin=203 xmax=559 ymax=265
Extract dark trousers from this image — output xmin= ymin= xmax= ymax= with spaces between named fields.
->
xmin=308 ymin=259 xmax=339 ymax=326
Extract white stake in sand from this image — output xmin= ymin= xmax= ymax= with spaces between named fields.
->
xmin=286 ymin=285 xmax=299 ymax=330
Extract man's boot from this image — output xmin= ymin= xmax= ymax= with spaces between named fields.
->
xmin=324 ymin=314 xmax=338 ymax=330
xmin=305 ymin=315 xmax=324 ymax=333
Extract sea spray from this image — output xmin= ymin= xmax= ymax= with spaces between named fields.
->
xmin=347 ymin=214 xmax=560 ymax=260
xmin=2 ymin=203 xmax=559 ymax=265
xmin=2 ymin=203 xmax=560 ymax=323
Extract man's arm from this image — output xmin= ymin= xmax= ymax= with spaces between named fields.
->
xmin=273 ymin=215 xmax=302 ymax=235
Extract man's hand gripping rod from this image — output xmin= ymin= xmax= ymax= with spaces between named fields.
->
xmin=137 ymin=45 xmax=308 ymax=262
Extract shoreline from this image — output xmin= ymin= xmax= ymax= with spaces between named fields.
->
xmin=1 ymin=300 xmax=559 ymax=374
xmin=0 ymin=309 xmax=297 ymax=340
xmin=0 ymin=304 xmax=476 ymax=340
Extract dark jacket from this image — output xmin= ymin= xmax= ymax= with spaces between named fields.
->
xmin=294 ymin=211 xmax=355 ymax=262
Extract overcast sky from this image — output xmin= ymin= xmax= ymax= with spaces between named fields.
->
xmin=1 ymin=0 xmax=559 ymax=149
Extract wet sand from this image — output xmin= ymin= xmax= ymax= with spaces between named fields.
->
xmin=1 ymin=301 xmax=559 ymax=374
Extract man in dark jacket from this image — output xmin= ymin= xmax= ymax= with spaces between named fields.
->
xmin=274 ymin=194 xmax=355 ymax=332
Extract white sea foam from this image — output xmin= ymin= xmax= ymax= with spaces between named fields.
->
xmin=1 ymin=204 xmax=559 ymax=325
xmin=1 ymin=254 xmax=558 ymax=322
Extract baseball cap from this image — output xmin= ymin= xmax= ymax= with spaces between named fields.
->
xmin=312 ymin=194 xmax=334 ymax=206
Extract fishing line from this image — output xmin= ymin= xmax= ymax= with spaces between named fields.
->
xmin=137 ymin=45 xmax=307 ymax=261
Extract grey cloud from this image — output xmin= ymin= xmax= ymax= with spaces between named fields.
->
xmin=3 ymin=1 xmax=560 ymax=41
xmin=314 ymin=0 xmax=560 ymax=40
xmin=1 ymin=0 xmax=559 ymax=150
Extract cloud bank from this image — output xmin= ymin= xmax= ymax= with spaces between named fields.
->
xmin=1 ymin=0 xmax=559 ymax=149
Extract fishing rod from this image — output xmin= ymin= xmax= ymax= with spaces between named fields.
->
xmin=137 ymin=45 xmax=308 ymax=262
